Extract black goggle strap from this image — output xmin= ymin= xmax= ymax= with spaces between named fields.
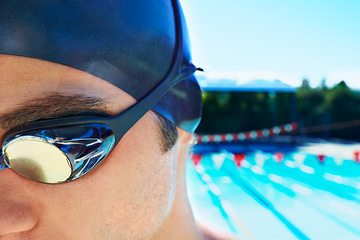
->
xmin=106 ymin=63 xmax=197 ymax=145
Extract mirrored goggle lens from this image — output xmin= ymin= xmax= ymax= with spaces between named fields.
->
xmin=1 ymin=124 xmax=115 ymax=184
xmin=4 ymin=136 xmax=72 ymax=184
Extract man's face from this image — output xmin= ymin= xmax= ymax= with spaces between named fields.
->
xmin=0 ymin=55 xmax=178 ymax=240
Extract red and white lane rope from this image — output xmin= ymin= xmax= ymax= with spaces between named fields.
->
xmin=195 ymin=123 xmax=298 ymax=144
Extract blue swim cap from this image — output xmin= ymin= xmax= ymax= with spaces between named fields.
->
xmin=0 ymin=0 xmax=202 ymax=133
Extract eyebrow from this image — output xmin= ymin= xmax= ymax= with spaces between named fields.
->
xmin=0 ymin=94 xmax=108 ymax=132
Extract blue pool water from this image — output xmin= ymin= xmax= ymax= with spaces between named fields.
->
xmin=187 ymin=143 xmax=360 ymax=240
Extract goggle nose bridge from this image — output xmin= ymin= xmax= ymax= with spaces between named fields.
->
xmin=0 ymin=152 xmax=9 ymax=170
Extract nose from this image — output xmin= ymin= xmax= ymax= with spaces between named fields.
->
xmin=0 ymin=169 xmax=38 ymax=237
xmin=0 ymin=203 xmax=38 ymax=236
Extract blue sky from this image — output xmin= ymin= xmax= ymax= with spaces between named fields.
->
xmin=180 ymin=0 xmax=360 ymax=89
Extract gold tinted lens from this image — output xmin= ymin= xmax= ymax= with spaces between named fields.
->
xmin=4 ymin=136 xmax=72 ymax=183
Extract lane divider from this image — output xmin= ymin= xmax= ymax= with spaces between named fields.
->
xmin=195 ymin=123 xmax=298 ymax=144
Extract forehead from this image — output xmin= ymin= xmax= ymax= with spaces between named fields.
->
xmin=0 ymin=55 xmax=135 ymax=114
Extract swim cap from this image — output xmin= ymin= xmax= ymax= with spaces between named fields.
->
xmin=0 ymin=0 xmax=202 ymax=133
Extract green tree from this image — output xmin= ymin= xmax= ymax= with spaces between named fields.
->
xmin=296 ymin=81 xmax=325 ymax=128
xmin=324 ymin=81 xmax=360 ymax=139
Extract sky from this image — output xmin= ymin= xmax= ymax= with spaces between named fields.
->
xmin=180 ymin=0 xmax=360 ymax=89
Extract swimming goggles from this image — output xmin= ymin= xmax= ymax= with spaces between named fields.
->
xmin=0 ymin=5 xmax=197 ymax=184
xmin=0 ymin=64 xmax=196 ymax=184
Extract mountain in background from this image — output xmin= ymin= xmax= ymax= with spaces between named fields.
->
xmin=198 ymin=77 xmax=296 ymax=92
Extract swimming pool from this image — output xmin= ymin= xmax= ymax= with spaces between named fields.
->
xmin=187 ymin=142 xmax=360 ymax=240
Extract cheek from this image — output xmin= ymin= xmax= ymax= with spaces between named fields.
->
xmin=96 ymin=128 xmax=178 ymax=239
xmin=73 ymin=115 xmax=177 ymax=239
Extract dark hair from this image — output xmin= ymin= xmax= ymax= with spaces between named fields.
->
xmin=153 ymin=111 xmax=179 ymax=152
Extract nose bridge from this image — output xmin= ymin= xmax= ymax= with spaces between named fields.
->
xmin=0 ymin=169 xmax=38 ymax=237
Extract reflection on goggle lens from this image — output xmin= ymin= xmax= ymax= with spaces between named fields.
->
xmin=1 ymin=124 xmax=115 ymax=184
xmin=4 ymin=136 xmax=72 ymax=183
